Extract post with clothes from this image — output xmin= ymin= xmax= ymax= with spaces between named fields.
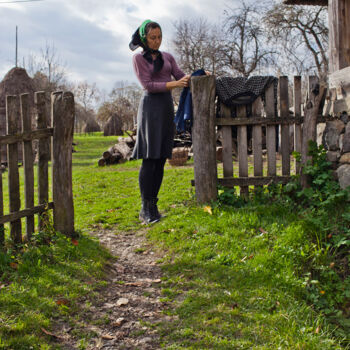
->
xmin=191 ymin=75 xmax=217 ymax=203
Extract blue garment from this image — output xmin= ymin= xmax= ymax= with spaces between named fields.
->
xmin=174 ymin=69 xmax=206 ymax=132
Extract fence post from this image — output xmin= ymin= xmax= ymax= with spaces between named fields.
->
xmin=51 ymin=91 xmax=75 ymax=236
xmin=6 ymin=95 xmax=22 ymax=243
xmin=35 ymin=91 xmax=50 ymax=230
xmin=191 ymin=75 xmax=217 ymax=203
xmin=20 ymin=93 xmax=35 ymax=240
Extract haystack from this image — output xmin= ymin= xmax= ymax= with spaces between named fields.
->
xmin=103 ymin=114 xmax=123 ymax=136
xmin=82 ymin=118 xmax=101 ymax=133
xmin=0 ymin=67 xmax=36 ymax=162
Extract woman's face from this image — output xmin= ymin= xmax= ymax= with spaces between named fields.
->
xmin=146 ymin=27 xmax=162 ymax=51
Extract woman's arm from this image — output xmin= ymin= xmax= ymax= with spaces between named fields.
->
xmin=166 ymin=53 xmax=190 ymax=90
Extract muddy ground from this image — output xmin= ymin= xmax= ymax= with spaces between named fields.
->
xmin=53 ymin=229 xmax=170 ymax=350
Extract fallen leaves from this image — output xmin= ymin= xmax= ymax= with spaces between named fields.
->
xmin=116 ymin=298 xmax=129 ymax=306
xmin=203 ymin=206 xmax=213 ymax=215
xmin=112 ymin=317 xmax=127 ymax=327
xmin=56 ymin=298 xmax=70 ymax=306
xmin=10 ymin=262 xmax=18 ymax=270
xmin=41 ymin=328 xmax=64 ymax=340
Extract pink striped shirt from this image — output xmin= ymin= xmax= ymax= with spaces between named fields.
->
xmin=133 ymin=51 xmax=185 ymax=93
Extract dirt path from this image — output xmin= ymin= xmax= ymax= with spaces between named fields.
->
xmin=55 ymin=229 xmax=169 ymax=349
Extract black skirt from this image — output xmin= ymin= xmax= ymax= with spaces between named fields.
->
xmin=132 ymin=91 xmax=175 ymax=159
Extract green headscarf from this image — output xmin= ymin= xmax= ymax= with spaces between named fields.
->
xmin=139 ymin=19 xmax=152 ymax=45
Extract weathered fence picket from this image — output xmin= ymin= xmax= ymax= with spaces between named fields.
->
xmin=7 ymin=95 xmax=22 ymax=243
xmin=36 ymin=91 xmax=50 ymax=230
xmin=0 ymin=91 xmax=75 ymax=248
xmin=294 ymin=76 xmax=302 ymax=174
xmin=21 ymin=93 xmax=35 ymax=240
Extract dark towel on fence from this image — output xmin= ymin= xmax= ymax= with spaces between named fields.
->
xmin=174 ymin=69 xmax=206 ymax=132
xmin=216 ymin=76 xmax=277 ymax=107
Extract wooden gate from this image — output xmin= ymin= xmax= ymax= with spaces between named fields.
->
xmin=191 ymin=75 xmax=324 ymax=203
xmin=0 ymin=91 xmax=75 ymax=247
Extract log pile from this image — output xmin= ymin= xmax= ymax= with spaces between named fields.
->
xmin=98 ymin=135 xmax=135 ymax=166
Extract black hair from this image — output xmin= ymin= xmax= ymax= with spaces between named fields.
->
xmin=145 ymin=22 xmax=162 ymax=36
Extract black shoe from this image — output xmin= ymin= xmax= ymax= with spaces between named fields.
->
xmin=139 ymin=199 xmax=159 ymax=224
xmin=151 ymin=198 xmax=162 ymax=220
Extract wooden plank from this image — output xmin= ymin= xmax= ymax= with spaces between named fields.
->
xmin=252 ymin=98 xmax=263 ymax=181
xmin=0 ymin=147 xmax=3 ymax=247
xmin=216 ymin=115 xmax=329 ymax=126
xmin=6 ymin=95 xmax=22 ymax=243
xmin=265 ymin=84 xmax=276 ymax=176
xmin=215 ymin=116 xmax=303 ymax=126
xmin=218 ymin=176 xmax=291 ymax=187
xmin=52 ymin=91 xmax=75 ymax=235
xmin=20 ymin=93 xmax=35 ymax=240
xmin=220 ymin=103 xmax=233 ymax=178
xmin=237 ymin=105 xmax=248 ymax=198
xmin=328 ymin=0 xmax=350 ymax=73
xmin=0 ymin=202 xmax=54 ymax=225
xmin=0 ymin=128 xmax=53 ymax=145
xmin=279 ymin=76 xmax=290 ymax=176
xmin=35 ymin=92 xmax=50 ymax=230
xmin=294 ymin=76 xmax=302 ymax=174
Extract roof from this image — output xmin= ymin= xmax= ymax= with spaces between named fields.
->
xmin=284 ymin=0 xmax=328 ymax=5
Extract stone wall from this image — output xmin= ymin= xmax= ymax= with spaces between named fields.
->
xmin=317 ymin=112 xmax=350 ymax=189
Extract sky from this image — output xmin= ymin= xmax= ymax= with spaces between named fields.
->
xmin=0 ymin=0 xmax=234 ymax=92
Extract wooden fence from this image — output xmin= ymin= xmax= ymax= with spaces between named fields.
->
xmin=191 ymin=75 xmax=328 ymax=203
xmin=0 ymin=91 xmax=75 ymax=247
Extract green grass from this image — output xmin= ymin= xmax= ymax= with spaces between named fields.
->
xmin=0 ymin=132 xmax=348 ymax=349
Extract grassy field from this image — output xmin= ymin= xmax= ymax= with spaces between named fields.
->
xmin=0 ymin=132 xmax=348 ymax=349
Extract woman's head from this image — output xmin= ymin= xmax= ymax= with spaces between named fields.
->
xmin=141 ymin=21 xmax=162 ymax=51
xmin=129 ymin=20 xmax=162 ymax=51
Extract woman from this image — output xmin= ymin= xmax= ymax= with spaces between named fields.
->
xmin=129 ymin=20 xmax=190 ymax=224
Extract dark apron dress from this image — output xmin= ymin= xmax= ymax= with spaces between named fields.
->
xmin=132 ymin=91 xmax=175 ymax=160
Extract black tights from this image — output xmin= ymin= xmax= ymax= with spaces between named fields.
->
xmin=139 ymin=158 xmax=167 ymax=200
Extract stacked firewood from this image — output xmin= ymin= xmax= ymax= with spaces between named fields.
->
xmin=98 ymin=135 xmax=135 ymax=166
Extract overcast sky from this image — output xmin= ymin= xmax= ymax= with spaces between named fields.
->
xmin=0 ymin=0 xmax=236 ymax=92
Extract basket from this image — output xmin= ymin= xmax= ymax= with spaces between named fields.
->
xmin=168 ymin=147 xmax=189 ymax=166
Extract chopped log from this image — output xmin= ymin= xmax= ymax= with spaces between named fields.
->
xmin=98 ymin=158 xmax=106 ymax=166
xmin=114 ymin=140 xmax=132 ymax=160
xmin=103 ymin=146 xmax=115 ymax=160
xmin=98 ymin=136 xmax=135 ymax=166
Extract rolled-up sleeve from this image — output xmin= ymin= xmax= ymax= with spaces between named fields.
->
xmin=169 ymin=53 xmax=185 ymax=81
xmin=133 ymin=54 xmax=167 ymax=93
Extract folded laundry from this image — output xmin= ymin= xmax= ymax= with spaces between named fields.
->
xmin=216 ymin=76 xmax=277 ymax=107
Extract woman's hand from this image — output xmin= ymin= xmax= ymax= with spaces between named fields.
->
xmin=166 ymin=75 xmax=190 ymax=90
xmin=177 ymin=74 xmax=190 ymax=88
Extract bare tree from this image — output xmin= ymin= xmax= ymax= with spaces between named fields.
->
xmin=263 ymin=3 xmax=328 ymax=78
xmin=172 ymin=18 xmax=227 ymax=76
xmin=25 ymin=42 xmax=67 ymax=91
xmin=222 ymin=2 xmax=275 ymax=77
